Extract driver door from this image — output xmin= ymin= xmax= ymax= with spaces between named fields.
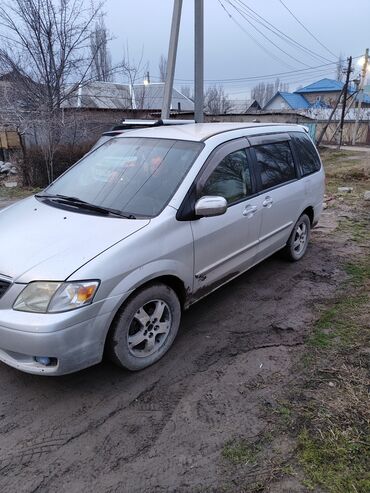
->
xmin=191 ymin=138 xmax=262 ymax=298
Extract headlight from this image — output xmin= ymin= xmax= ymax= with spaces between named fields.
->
xmin=14 ymin=281 xmax=99 ymax=313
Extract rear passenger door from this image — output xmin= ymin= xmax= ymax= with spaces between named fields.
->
xmin=249 ymin=134 xmax=304 ymax=261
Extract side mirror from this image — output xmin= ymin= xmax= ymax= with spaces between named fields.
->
xmin=195 ymin=196 xmax=227 ymax=217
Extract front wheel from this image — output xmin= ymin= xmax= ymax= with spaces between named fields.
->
xmin=284 ymin=214 xmax=311 ymax=261
xmin=108 ymin=283 xmax=181 ymax=371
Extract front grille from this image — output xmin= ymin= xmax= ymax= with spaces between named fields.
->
xmin=0 ymin=280 xmax=11 ymax=300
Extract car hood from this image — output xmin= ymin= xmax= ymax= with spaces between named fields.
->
xmin=0 ymin=197 xmax=150 ymax=283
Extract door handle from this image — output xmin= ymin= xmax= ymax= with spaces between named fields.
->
xmin=243 ymin=204 xmax=258 ymax=217
xmin=262 ymin=196 xmax=273 ymax=208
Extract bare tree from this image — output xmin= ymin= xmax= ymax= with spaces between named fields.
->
xmin=252 ymin=83 xmax=268 ymax=107
xmin=90 ymin=14 xmax=112 ymax=82
xmin=180 ymin=85 xmax=194 ymax=101
xmin=0 ymin=0 xmax=108 ymax=183
xmin=158 ymin=55 xmax=167 ymax=83
xmin=252 ymin=80 xmax=289 ymax=108
xmin=204 ymin=85 xmax=232 ymax=115
xmin=265 ymin=82 xmax=275 ymax=105
xmin=274 ymin=77 xmax=289 ymax=93
xmin=121 ymin=44 xmax=148 ymax=109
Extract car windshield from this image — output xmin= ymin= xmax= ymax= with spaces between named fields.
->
xmin=89 ymin=134 xmax=115 ymax=152
xmin=43 ymin=137 xmax=203 ymax=217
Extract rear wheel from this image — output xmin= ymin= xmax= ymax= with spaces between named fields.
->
xmin=108 ymin=283 xmax=181 ymax=371
xmin=284 ymin=214 xmax=311 ymax=261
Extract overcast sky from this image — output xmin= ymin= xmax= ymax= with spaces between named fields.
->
xmin=105 ymin=0 xmax=369 ymax=100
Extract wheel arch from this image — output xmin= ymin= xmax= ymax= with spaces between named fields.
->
xmin=104 ymin=273 xmax=187 ymax=331
xmin=121 ymin=274 xmax=188 ymax=309
xmin=104 ymin=274 xmax=187 ymax=356
xmin=301 ymin=206 xmax=314 ymax=225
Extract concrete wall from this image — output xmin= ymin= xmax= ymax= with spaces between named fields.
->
xmin=204 ymin=112 xmax=313 ymax=123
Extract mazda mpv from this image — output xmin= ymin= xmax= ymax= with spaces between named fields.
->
xmin=0 ymin=123 xmax=324 ymax=375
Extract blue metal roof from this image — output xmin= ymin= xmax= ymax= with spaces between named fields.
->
xmin=357 ymin=92 xmax=370 ymax=104
xmin=295 ymin=78 xmax=344 ymax=93
xmin=277 ymin=91 xmax=311 ymax=109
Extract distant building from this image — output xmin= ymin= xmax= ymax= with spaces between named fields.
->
xmin=229 ymin=99 xmax=261 ymax=113
xmin=133 ymin=83 xmax=194 ymax=112
xmin=263 ymin=92 xmax=311 ymax=111
xmin=294 ymin=78 xmax=344 ymax=107
xmin=264 ymin=78 xmax=370 ymax=111
xmin=63 ymin=81 xmax=194 ymax=112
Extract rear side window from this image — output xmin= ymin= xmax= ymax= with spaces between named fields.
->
xmin=254 ymin=141 xmax=296 ymax=190
xmin=291 ymin=132 xmax=321 ymax=176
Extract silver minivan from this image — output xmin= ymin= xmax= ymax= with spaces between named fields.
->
xmin=0 ymin=123 xmax=324 ymax=375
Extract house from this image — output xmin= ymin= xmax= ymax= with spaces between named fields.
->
xmin=263 ymin=92 xmax=311 ymax=111
xmin=132 ymin=83 xmax=194 ymax=111
xmin=229 ymin=99 xmax=261 ymax=113
xmin=294 ymin=78 xmax=345 ymax=107
xmin=264 ymin=78 xmax=370 ymax=111
xmin=63 ymin=81 xmax=194 ymax=112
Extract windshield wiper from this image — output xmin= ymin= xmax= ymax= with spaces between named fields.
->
xmin=35 ymin=193 xmax=136 ymax=219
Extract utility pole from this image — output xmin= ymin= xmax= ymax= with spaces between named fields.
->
xmin=316 ymin=85 xmax=345 ymax=146
xmin=352 ymin=48 xmax=369 ymax=145
xmin=338 ymin=56 xmax=352 ymax=148
xmin=161 ymin=0 xmax=183 ymax=120
xmin=194 ymin=0 xmax=204 ymax=123
xmin=328 ymin=91 xmax=358 ymax=144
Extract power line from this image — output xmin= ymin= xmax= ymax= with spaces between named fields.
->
xmin=142 ymin=53 xmax=362 ymax=86
xmin=223 ymin=0 xmax=313 ymax=68
xmin=217 ymin=0 xmax=295 ymax=70
xmin=150 ymin=61 xmax=339 ymax=84
xmin=229 ymin=0 xmax=335 ymax=64
xmin=226 ymin=69 xmax=336 ymax=95
xmin=278 ymin=0 xmax=338 ymax=59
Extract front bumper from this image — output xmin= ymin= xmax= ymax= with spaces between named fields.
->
xmin=0 ymin=286 xmax=123 ymax=375
xmin=0 ymin=312 xmax=112 ymax=375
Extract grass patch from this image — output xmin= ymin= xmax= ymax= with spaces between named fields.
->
xmin=298 ymin=428 xmax=370 ymax=493
xmin=320 ymin=147 xmax=370 ymax=198
xmin=336 ymin=218 xmax=370 ymax=244
xmin=344 ymin=261 xmax=370 ymax=285
xmin=309 ymin=292 xmax=368 ymax=349
xmin=222 ymin=440 xmax=260 ymax=465
xmin=272 ymin=403 xmax=293 ymax=425
xmin=320 ymin=150 xmax=349 ymax=162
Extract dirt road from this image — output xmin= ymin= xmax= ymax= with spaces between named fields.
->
xmin=0 ymin=149 xmax=368 ymax=492
xmin=0 ymin=213 xmax=343 ymax=493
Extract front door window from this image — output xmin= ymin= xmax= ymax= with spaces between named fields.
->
xmin=202 ymin=149 xmax=252 ymax=204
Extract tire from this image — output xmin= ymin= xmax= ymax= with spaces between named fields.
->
xmin=108 ymin=283 xmax=181 ymax=371
xmin=284 ymin=214 xmax=311 ymax=262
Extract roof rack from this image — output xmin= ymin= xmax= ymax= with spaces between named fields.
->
xmin=112 ymin=119 xmax=195 ymax=131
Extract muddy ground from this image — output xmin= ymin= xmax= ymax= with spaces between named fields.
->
xmin=0 ymin=148 xmax=368 ymax=492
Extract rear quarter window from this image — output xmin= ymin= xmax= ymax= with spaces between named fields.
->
xmin=291 ymin=132 xmax=321 ymax=176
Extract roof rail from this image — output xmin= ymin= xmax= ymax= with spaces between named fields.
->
xmin=161 ymin=119 xmax=195 ymax=125
xmin=112 ymin=119 xmax=195 ymax=131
